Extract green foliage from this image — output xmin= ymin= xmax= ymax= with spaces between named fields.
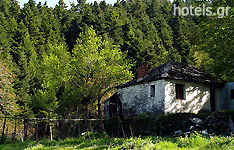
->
xmin=33 ymin=43 xmax=70 ymax=117
xmin=196 ymin=0 xmax=234 ymax=81
xmin=0 ymin=58 xmax=18 ymax=115
xmin=0 ymin=0 xmax=232 ymax=117
xmin=69 ymin=27 xmax=133 ymax=115
xmin=1 ymin=133 xmax=234 ymax=149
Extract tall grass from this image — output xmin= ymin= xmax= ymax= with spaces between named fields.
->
xmin=1 ymin=132 xmax=234 ymax=150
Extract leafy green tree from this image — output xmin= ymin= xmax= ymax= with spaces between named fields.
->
xmin=70 ymin=27 xmax=133 ymax=116
xmin=197 ymin=0 xmax=234 ymax=80
xmin=33 ymin=43 xmax=70 ymax=117
xmin=1 ymin=0 xmax=230 ymax=118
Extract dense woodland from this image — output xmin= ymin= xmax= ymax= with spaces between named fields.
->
xmin=0 ymin=0 xmax=233 ymax=119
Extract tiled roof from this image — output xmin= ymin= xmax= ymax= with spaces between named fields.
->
xmin=118 ymin=61 xmax=224 ymax=88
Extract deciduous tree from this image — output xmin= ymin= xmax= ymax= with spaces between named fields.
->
xmin=70 ymin=27 xmax=133 ymax=116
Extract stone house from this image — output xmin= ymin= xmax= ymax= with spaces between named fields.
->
xmin=104 ymin=61 xmax=234 ymax=118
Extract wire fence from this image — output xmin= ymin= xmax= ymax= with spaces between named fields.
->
xmin=0 ymin=115 xmax=103 ymax=142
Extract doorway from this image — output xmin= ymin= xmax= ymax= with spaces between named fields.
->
xmin=210 ymin=88 xmax=216 ymax=111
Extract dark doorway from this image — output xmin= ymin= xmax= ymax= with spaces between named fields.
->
xmin=210 ymin=88 xmax=216 ymax=111
xmin=104 ymin=93 xmax=122 ymax=119
xmin=109 ymin=103 xmax=117 ymax=117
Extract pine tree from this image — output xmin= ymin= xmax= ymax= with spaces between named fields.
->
xmin=14 ymin=27 xmax=38 ymax=115
xmin=92 ymin=1 xmax=106 ymax=35
xmin=10 ymin=0 xmax=21 ymax=20
xmin=170 ymin=0 xmax=194 ymax=63
xmin=0 ymin=12 xmax=13 ymax=64
xmin=21 ymin=1 xmax=45 ymax=57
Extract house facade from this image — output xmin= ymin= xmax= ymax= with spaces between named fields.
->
xmin=104 ymin=61 xmax=234 ymax=118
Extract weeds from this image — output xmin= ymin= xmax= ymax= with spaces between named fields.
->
xmin=1 ymin=132 xmax=234 ymax=150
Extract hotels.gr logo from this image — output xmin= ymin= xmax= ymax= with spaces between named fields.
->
xmin=173 ymin=4 xmax=231 ymax=18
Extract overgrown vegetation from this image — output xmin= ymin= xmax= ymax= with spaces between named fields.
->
xmin=0 ymin=0 xmax=234 ymax=122
xmin=1 ymin=133 xmax=234 ymax=149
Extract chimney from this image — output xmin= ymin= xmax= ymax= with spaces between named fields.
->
xmin=137 ymin=61 xmax=150 ymax=79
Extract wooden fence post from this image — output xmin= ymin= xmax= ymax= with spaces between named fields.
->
xmin=1 ymin=115 xmax=7 ymax=141
xmin=78 ymin=119 xmax=80 ymax=137
xmin=86 ymin=109 xmax=90 ymax=132
xmin=23 ymin=115 xmax=25 ymax=140
xmin=24 ymin=116 xmax=28 ymax=140
xmin=13 ymin=115 xmax=17 ymax=141
xmin=43 ymin=121 xmax=47 ymax=139
xmin=49 ymin=123 xmax=53 ymax=141
xmin=118 ymin=117 xmax=120 ymax=137
xmin=73 ymin=106 xmax=79 ymax=137
xmin=118 ymin=117 xmax=126 ymax=138
xmin=18 ymin=118 xmax=23 ymax=142
xmin=35 ymin=118 xmax=38 ymax=142
xmin=0 ymin=117 xmax=101 ymax=141
xmin=5 ymin=126 xmax=8 ymax=137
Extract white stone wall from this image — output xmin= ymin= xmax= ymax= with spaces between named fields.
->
xmin=118 ymin=80 xmax=165 ymax=116
xmin=164 ymin=79 xmax=211 ymax=114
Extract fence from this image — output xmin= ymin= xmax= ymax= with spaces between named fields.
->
xmin=0 ymin=115 xmax=102 ymax=142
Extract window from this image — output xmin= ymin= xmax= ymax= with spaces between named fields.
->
xmin=150 ymin=85 xmax=155 ymax=97
xmin=176 ymin=84 xmax=185 ymax=100
xmin=231 ymin=89 xmax=234 ymax=99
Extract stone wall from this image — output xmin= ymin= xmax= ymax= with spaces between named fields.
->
xmin=164 ymin=79 xmax=211 ymax=114
xmin=118 ymin=80 xmax=165 ymax=116
xmin=105 ymin=111 xmax=234 ymax=137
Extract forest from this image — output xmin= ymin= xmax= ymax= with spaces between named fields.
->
xmin=0 ymin=0 xmax=233 ymax=120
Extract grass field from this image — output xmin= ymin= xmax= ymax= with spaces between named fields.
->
xmin=1 ymin=133 xmax=234 ymax=150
